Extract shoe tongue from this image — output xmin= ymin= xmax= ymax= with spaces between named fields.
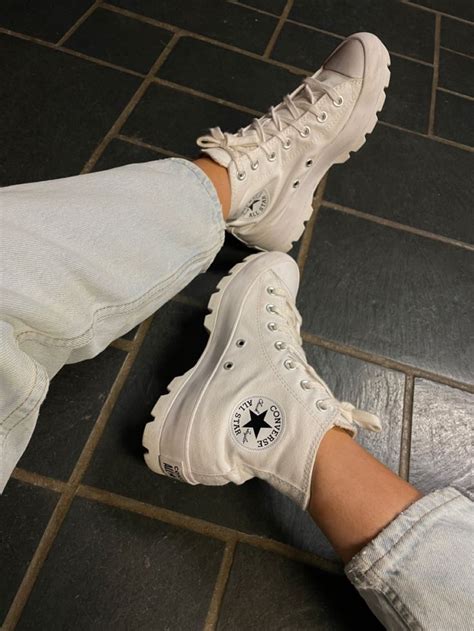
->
xmin=260 ymin=69 xmax=348 ymax=130
xmin=312 ymin=68 xmax=350 ymax=88
xmin=201 ymin=147 xmax=232 ymax=168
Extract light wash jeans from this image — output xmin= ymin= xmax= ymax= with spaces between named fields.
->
xmin=1 ymin=158 xmax=472 ymax=630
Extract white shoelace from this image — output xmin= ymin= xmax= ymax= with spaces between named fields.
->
xmin=268 ymin=286 xmax=381 ymax=433
xmin=197 ymin=77 xmax=342 ymax=172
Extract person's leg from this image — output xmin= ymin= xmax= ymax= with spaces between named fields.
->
xmin=0 ymin=157 xmax=227 ymax=492
xmin=309 ymin=429 xmax=474 ymax=630
xmin=309 ymin=427 xmax=421 ymax=564
xmin=143 ymin=250 xmax=473 ymax=630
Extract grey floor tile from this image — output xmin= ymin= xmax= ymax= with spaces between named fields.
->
xmin=84 ymin=301 xmax=288 ymax=542
xmin=0 ymin=0 xmax=94 ymax=42
xmin=410 ymin=0 xmax=474 ymax=22
xmin=0 ymin=480 xmax=58 ymax=624
xmin=158 ymin=37 xmax=301 ymax=112
xmin=289 ymin=0 xmax=435 ymax=62
xmin=409 ymin=379 xmax=473 ymax=498
xmin=122 ymin=82 xmax=250 ymax=157
xmin=217 ymin=544 xmax=382 ymax=630
xmin=324 ymin=124 xmax=474 ymax=244
xmin=265 ymin=345 xmax=405 ymax=559
xmin=439 ymin=48 xmax=474 ymax=97
xmin=441 ymin=17 xmax=474 ymax=57
xmin=298 ymin=208 xmax=474 ymax=385
xmin=65 ymin=7 xmax=173 ymax=73
xmin=272 ymin=24 xmax=433 ymax=133
xmin=241 ymin=0 xmax=287 ymax=14
xmin=93 ymin=138 xmax=167 ymax=172
xmin=435 ymin=90 xmax=474 ymax=146
xmin=382 ymin=55 xmax=432 ymax=133
xmin=0 ymin=34 xmax=140 ymax=186
xmin=108 ymin=0 xmax=278 ymax=54
xmin=17 ymin=497 xmax=224 ymax=631
xmin=19 ymin=347 xmax=126 ymax=480
xmin=272 ymin=22 xmax=342 ymax=69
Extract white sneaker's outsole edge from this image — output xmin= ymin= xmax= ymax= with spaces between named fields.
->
xmin=142 ymin=252 xmax=282 ymax=477
xmin=234 ymin=33 xmax=391 ymax=253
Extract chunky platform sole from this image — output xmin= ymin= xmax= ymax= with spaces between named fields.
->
xmin=235 ymin=32 xmax=391 ymax=253
xmin=143 ymin=252 xmax=285 ymax=480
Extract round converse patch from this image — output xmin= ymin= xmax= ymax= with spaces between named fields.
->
xmin=230 ymin=396 xmax=284 ymax=450
xmin=242 ymin=190 xmax=269 ymax=219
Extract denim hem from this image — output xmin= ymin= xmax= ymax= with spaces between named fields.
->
xmin=345 ymin=487 xmax=462 ymax=577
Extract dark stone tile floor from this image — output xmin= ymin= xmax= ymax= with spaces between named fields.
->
xmin=1 ymin=1 xmax=473 ymax=628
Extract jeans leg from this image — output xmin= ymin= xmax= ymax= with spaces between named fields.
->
xmin=0 ymin=158 xmax=225 ymax=491
xmin=345 ymin=487 xmax=474 ymax=630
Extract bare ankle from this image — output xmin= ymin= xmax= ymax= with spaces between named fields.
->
xmin=193 ymin=157 xmax=231 ymax=220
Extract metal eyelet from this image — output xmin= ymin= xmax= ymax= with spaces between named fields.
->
xmin=223 ymin=361 xmax=234 ymax=370
xmin=292 ymin=180 xmax=300 ymax=189
xmin=317 ymin=112 xmax=328 ymax=123
xmin=275 ymin=341 xmax=286 ymax=351
xmin=236 ymin=339 xmax=246 ymax=348
xmin=300 ymin=380 xmax=311 ymax=390
xmin=316 ymin=400 xmax=328 ymax=411
xmin=267 ymin=322 xmax=278 ymax=332
xmin=283 ymin=138 xmax=292 ymax=150
xmin=305 ymin=159 xmax=313 ymax=168
xmin=267 ymin=286 xmax=275 ymax=295
xmin=251 ymin=160 xmax=259 ymax=170
xmin=333 ymin=96 xmax=344 ymax=107
xmin=284 ymin=359 xmax=296 ymax=370
xmin=300 ymin=126 xmax=310 ymax=138
xmin=237 ymin=171 xmax=246 ymax=181
xmin=267 ymin=152 xmax=276 ymax=162
xmin=266 ymin=304 xmax=277 ymax=314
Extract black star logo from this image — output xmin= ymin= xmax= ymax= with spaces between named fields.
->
xmin=243 ymin=409 xmax=271 ymax=439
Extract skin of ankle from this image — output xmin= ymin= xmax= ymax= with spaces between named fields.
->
xmin=193 ymin=157 xmax=231 ymax=220
xmin=308 ymin=427 xmax=422 ymax=564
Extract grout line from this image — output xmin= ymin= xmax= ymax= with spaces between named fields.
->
xmin=428 ymin=14 xmax=441 ymax=135
xmin=1 ymin=24 xmax=471 ymax=153
xmin=440 ymin=46 xmax=474 ymax=61
xmin=81 ymin=32 xmax=182 ymax=173
xmin=297 ymin=176 xmax=327 ymax=274
xmin=12 ymin=468 xmax=67 ymax=494
xmin=228 ymin=0 xmax=280 ymax=18
xmin=203 ymin=541 xmax=236 ymax=631
xmin=152 ymin=77 xmax=263 ymax=116
xmin=3 ymin=318 xmax=154 ymax=630
xmin=101 ymin=2 xmax=306 ymax=76
xmin=323 ymin=201 xmax=474 ymax=252
xmin=55 ymin=0 xmax=102 ymax=46
xmin=399 ymin=375 xmax=414 ymax=480
xmin=76 ymin=484 xmax=341 ymax=573
xmin=301 ymin=331 xmax=474 ymax=394
xmin=263 ymin=0 xmax=294 ymax=58
xmin=0 ymin=26 xmax=144 ymax=78
xmin=284 ymin=19 xmax=435 ymax=67
xmin=110 ymin=337 xmax=134 ymax=352
xmin=3 ymin=492 xmax=74 ymax=630
xmin=69 ymin=319 xmax=152 ymax=485
xmin=437 ymin=86 xmax=474 ymax=102
xmin=378 ymin=119 xmax=474 ymax=151
xmin=172 ymin=293 xmax=205 ymax=309
xmin=116 ymin=134 xmax=185 ymax=158
xmin=101 ymin=2 xmax=179 ymax=32
xmin=403 ymin=1 xmax=474 ymax=25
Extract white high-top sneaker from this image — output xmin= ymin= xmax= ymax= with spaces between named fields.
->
xmin=143 ymin=252 xmax=381 ymax=508
xmin=197 ymin=32 xmax=390 ymax=252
